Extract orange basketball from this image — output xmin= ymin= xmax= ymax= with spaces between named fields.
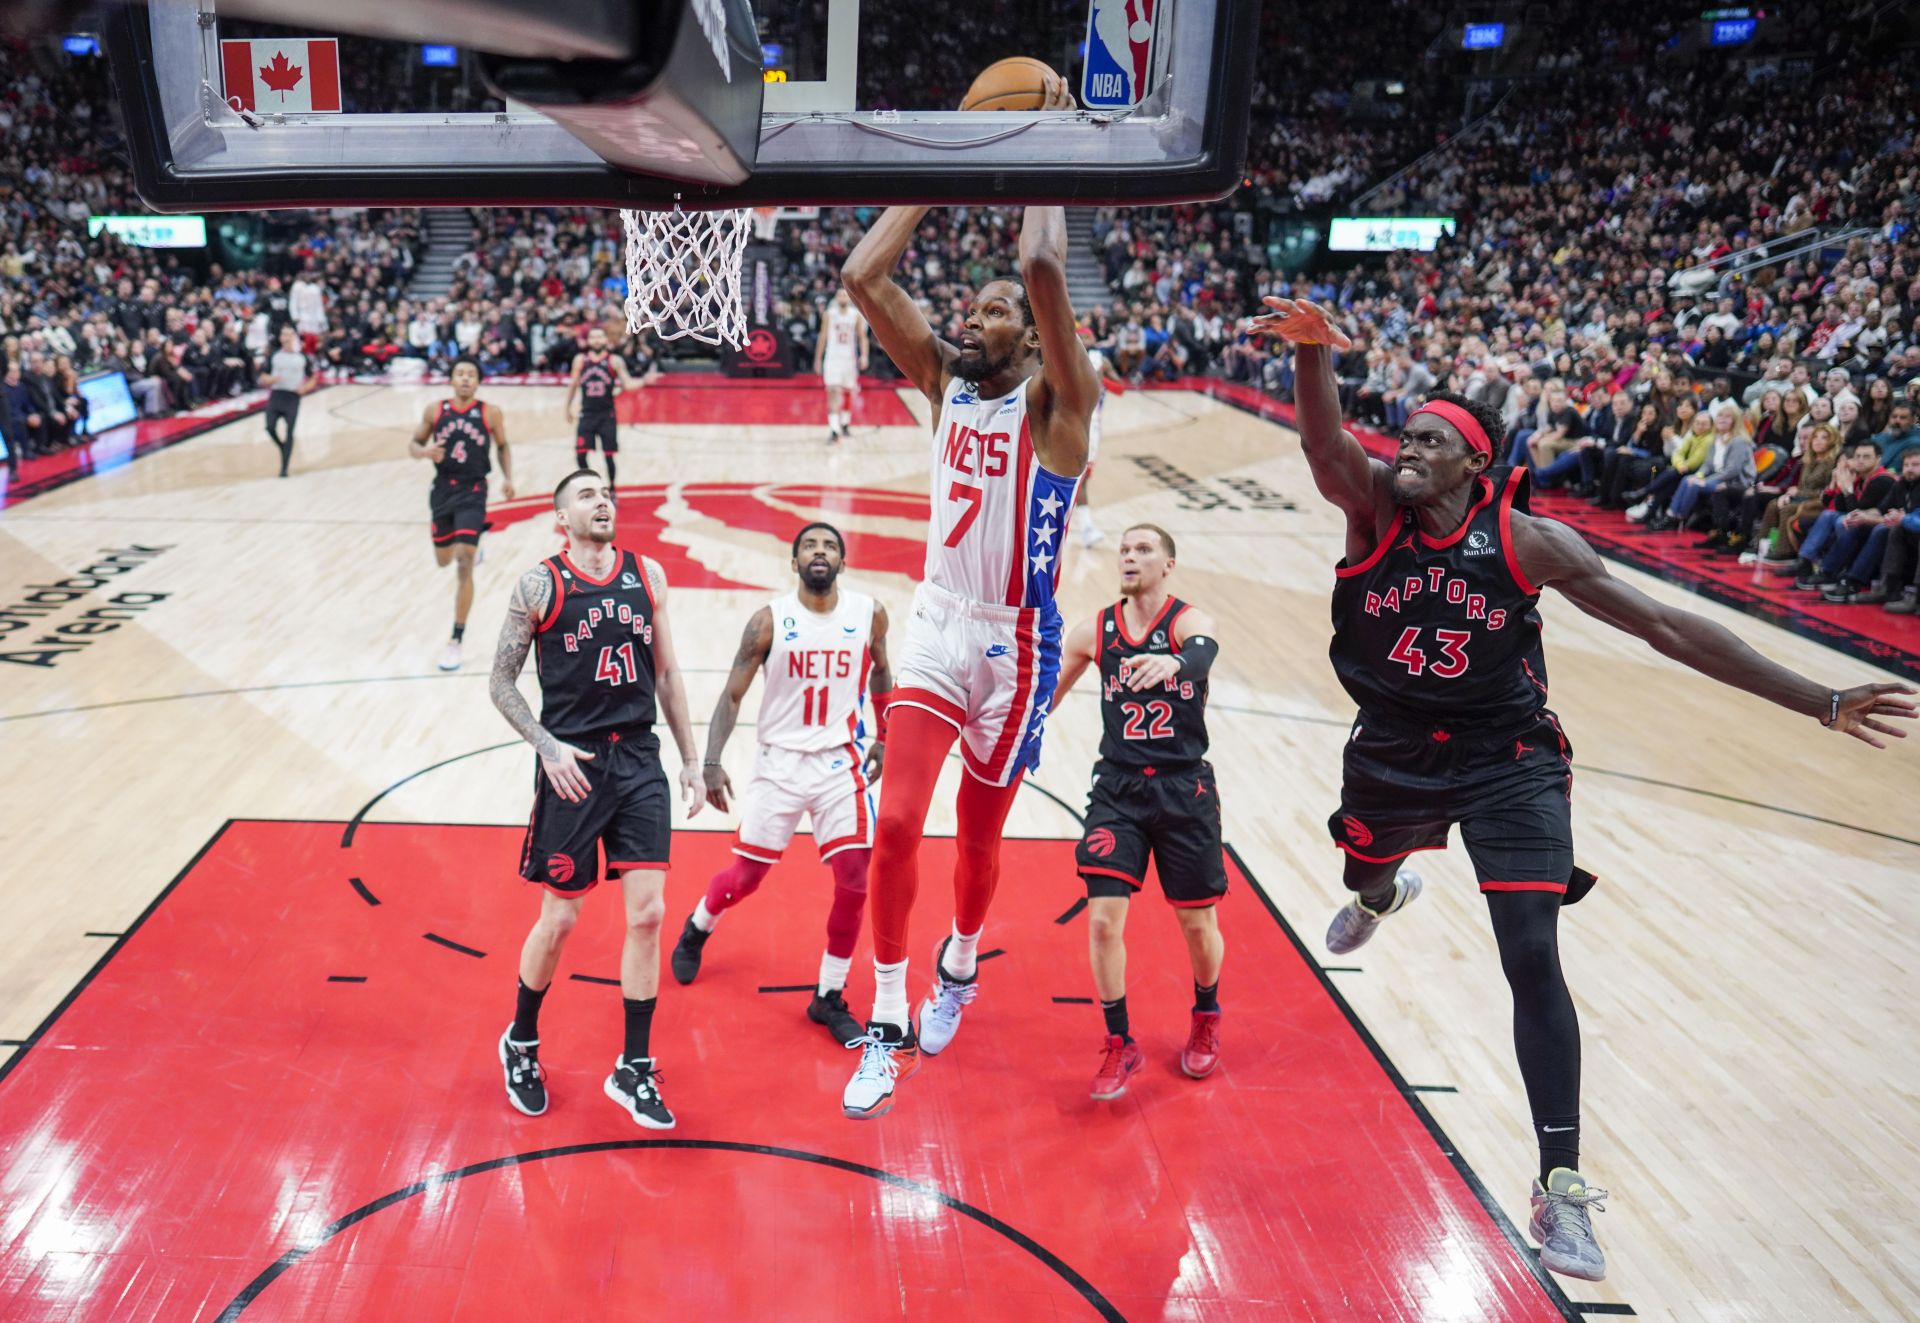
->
xmin=961 ymin=57 xmax=1062 ymax=112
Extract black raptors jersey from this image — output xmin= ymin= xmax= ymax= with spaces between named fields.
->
xmin=1097 ymin=597 xmax=1209 ymax=770
xmin=430 ymin=399 xmax=493 ymax=485
xmin=578 ymin=354 xmax=618 ymax=416
xmin=1330 ymin=467 xmax=1548 ymax=735
xmin=533 ymin=549 xmax=658 ymax=740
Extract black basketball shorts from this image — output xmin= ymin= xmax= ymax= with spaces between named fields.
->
xmin=430 ymin=481 xmax=488 ymax=547
xmin=520 ymin=729 xmax=670 ymax=894
xmin=576 ymin=413 xmax=619 ymax=453
xmin=1327 ymin=709 xmax=1575 ymax=895
xmin=1075 ymin=762 xmax=1227 ymax=907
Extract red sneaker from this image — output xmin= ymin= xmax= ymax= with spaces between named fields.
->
xmin=1089 ymin=1033 xmax=1144 ymax=1100
xmin=1181 ymin=1009 xmax=1222 ymax=1079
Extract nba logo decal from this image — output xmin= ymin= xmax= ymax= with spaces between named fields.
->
xmin=1082 ymin=0 xmax=1160 ymax=110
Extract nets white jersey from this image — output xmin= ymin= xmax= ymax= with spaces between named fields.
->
xmin=926 ymin=377 xmax=1082 ymax=609
xmin=823 ymin=305 xmax=864 ymax=367
xmin=757 ymin=589 xmax=876 ymax=752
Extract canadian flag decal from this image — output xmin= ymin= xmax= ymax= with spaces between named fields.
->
xmin=220 ymin=38 xmax=342 ymax=115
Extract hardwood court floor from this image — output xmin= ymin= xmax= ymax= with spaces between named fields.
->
xmin=1 ymin=379 xmax=1916 ymax=1320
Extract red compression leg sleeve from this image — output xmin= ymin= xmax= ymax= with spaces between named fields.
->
xmin=867 ymin=705 xmax=957 ymax=963
xmin=825 ymin=848 xmax=870 ymax=959
xmin=704 ymin=855 xmax=773 ymax=914
xmin=952 ymin=770 xmax=1024 ymax=935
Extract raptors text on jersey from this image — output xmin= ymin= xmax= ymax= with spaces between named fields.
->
xmin=532 ymin=549 xmax=658 ymax=740
xmin=430 ymin=398 xmax=493 ymax=486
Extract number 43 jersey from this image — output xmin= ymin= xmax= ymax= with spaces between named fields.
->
xmin=532 ymin=549 xmax=657 ymax=741
xmin=757 ymin=590 xmax=876 ymax=753
xmin=1329 ymin=467 xmax=1548 ymax=737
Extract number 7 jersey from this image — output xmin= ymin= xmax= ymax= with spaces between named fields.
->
xmin=757 ymin=590 xmax=876 ymax=752
xmin=927 ymin=377 xmax=1082 ymax=608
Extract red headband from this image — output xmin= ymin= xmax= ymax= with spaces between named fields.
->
xmin=1409 ymin=400 xmax=1492 ymax=457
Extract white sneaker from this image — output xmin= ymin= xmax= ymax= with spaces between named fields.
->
xmin=842 ymin=1025 xmax=919 ymax=1119
xmin=436 ymin=640 xmax=463 ymax=672
xmin=1325 ymin=867 xmax=1423 ymax=955
xmin=1623 ymin=502 xmax=1649 ymax=522
xmin=1737 ymin=549 xmax=1760 ymax=565
xmin=916 ymin=938 xmax=979 ymax=1056
xmin=1078 ymin=521 xmax=1104 ymax=548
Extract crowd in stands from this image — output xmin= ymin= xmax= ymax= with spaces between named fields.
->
xmin=4 ymin=6 xmax=1920 ymax=609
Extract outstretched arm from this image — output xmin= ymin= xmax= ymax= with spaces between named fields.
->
xmin=840 ymin=206 xmax=954 ymax=401
xmin=1515 ymin=514 xmax=1917 ymax=746
xmin=702 ymin=606 xmax=773 ymax=812
xmin=1249 ymin=297 xmax=1386 ymax=523
xmin=1021 ymin=203 xmax=1101 ymax=475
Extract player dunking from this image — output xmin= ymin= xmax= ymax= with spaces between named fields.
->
xmin=1053 ymin=524 xmax=1226 ymax=1099
xmin=409 ymin=358 xmax=515 ymax=672
xmin=1255 ymin=296 xmax=1916 ymax=1280
xmin=1074 ymin=325 xmax=1128 ymax=548
xmin=815 ymin=289 xmax=869 ymax=443
xmin=565 ymin=326 xmax=635 ymax=490
xmin=669 ymin=522 xmax=893 ymax=1048
xmin=488 ymin=469 xmax=703 ymax=1129
xmin=837 ymin=191 xmax=1099 ymax=1115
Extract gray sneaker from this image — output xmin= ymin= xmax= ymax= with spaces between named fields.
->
xmin=1324 ymin=867 xmax=1423 ymax=955
xmin=1530 ymin=1167 xmax=1608 ymax=1281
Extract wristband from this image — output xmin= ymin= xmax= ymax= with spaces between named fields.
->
xmin=1820 ymin=690 xmax=1841 ymax=728
xmin=703 ymin=760 xmax=725 ymax=767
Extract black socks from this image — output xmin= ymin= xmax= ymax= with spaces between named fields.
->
xmin=623 ymin=996 xmax=657 ymax=1061
xmin=511 ymin=979 xmax=546 ymax=1043
xmin=1193 ymin=981 xmax=1219 ymax=1014
xmin=1534 ymin=1115 xmax=1580 ymax=1183
xmin=1100 ymin=996 xmax=1130 ymax=1041
xmin=451 ymin=622 xmax=466 ymax=643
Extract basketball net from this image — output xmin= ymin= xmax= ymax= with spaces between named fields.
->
xmin=621 ymin=208 xmax=752 ymax=349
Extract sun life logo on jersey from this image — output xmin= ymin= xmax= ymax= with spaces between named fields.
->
xmin=1151 ymin=630 xmax=1166 ymax=646
xmin=621 ymin=572 xmax=639 ymax=588
xmin=1464 ymin=530 xmax=1496 ymax=557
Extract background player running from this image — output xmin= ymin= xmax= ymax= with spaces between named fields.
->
xmin=409 ymin=357 xmax=514 ymax=672
xmin=1053 ymin=523 xmax=1226 ymax=1100
xmin=488 ymin=469 xmax=703 ymax=1130
xmin=815 ymin=289 xmax=870 ymax=443
xmin=669 ymin=521 xmax=892 ymax=1048
xmin=1255 ymin=295 xmax=1916 ymax=1282
xmin=565 ymin=325 xmax=638 ymax=491
xmin=837 ymin=131 xmax=1100 ymax=1117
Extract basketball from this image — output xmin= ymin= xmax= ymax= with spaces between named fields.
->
xmin=961 ymin=57 xmax=1062 ymax=111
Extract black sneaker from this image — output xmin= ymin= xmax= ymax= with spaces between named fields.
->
xmin=808 ymin=988 xmax=866 ymax=1047
xmin=669 ymin=913 xmax=710 ymax=985
xmin=1792 ymin=570 xmax=1835 ymax=592
xmin=499 ymin=1029 xmax=548 ymax=1116
xmin=604 ymin=1056 xmax=676 ymax=1129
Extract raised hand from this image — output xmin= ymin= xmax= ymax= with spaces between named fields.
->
xmin=1828 ymin=682 xmax=1918 ymax=748
xmin=1249 ymin=296 xmax=1354 ymax=351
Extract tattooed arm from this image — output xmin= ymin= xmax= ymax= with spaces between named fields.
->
xmin=702 ymin=605 xmax=773 ymax=812
xmin=491 ymin=564 xmax=596 ymax=801
xmin=863 ymin=602 xmax=893 ymax=781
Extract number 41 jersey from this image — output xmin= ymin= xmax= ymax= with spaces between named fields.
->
xmin=532 ymin=550 xmax=657 ymax=741
xmin=1329 ymin=466 xmax=1548 ymax=736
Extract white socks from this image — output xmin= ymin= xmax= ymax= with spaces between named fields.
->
xmin=818 ymin=952 xmax=851 ymax=997
xmin=871 ymin=958 xmax=909 ymax=1030
xmin=691 ymin=897 xmax=719 ymax=933
xmin=940 ymin=923 xmax=982 ymax=980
